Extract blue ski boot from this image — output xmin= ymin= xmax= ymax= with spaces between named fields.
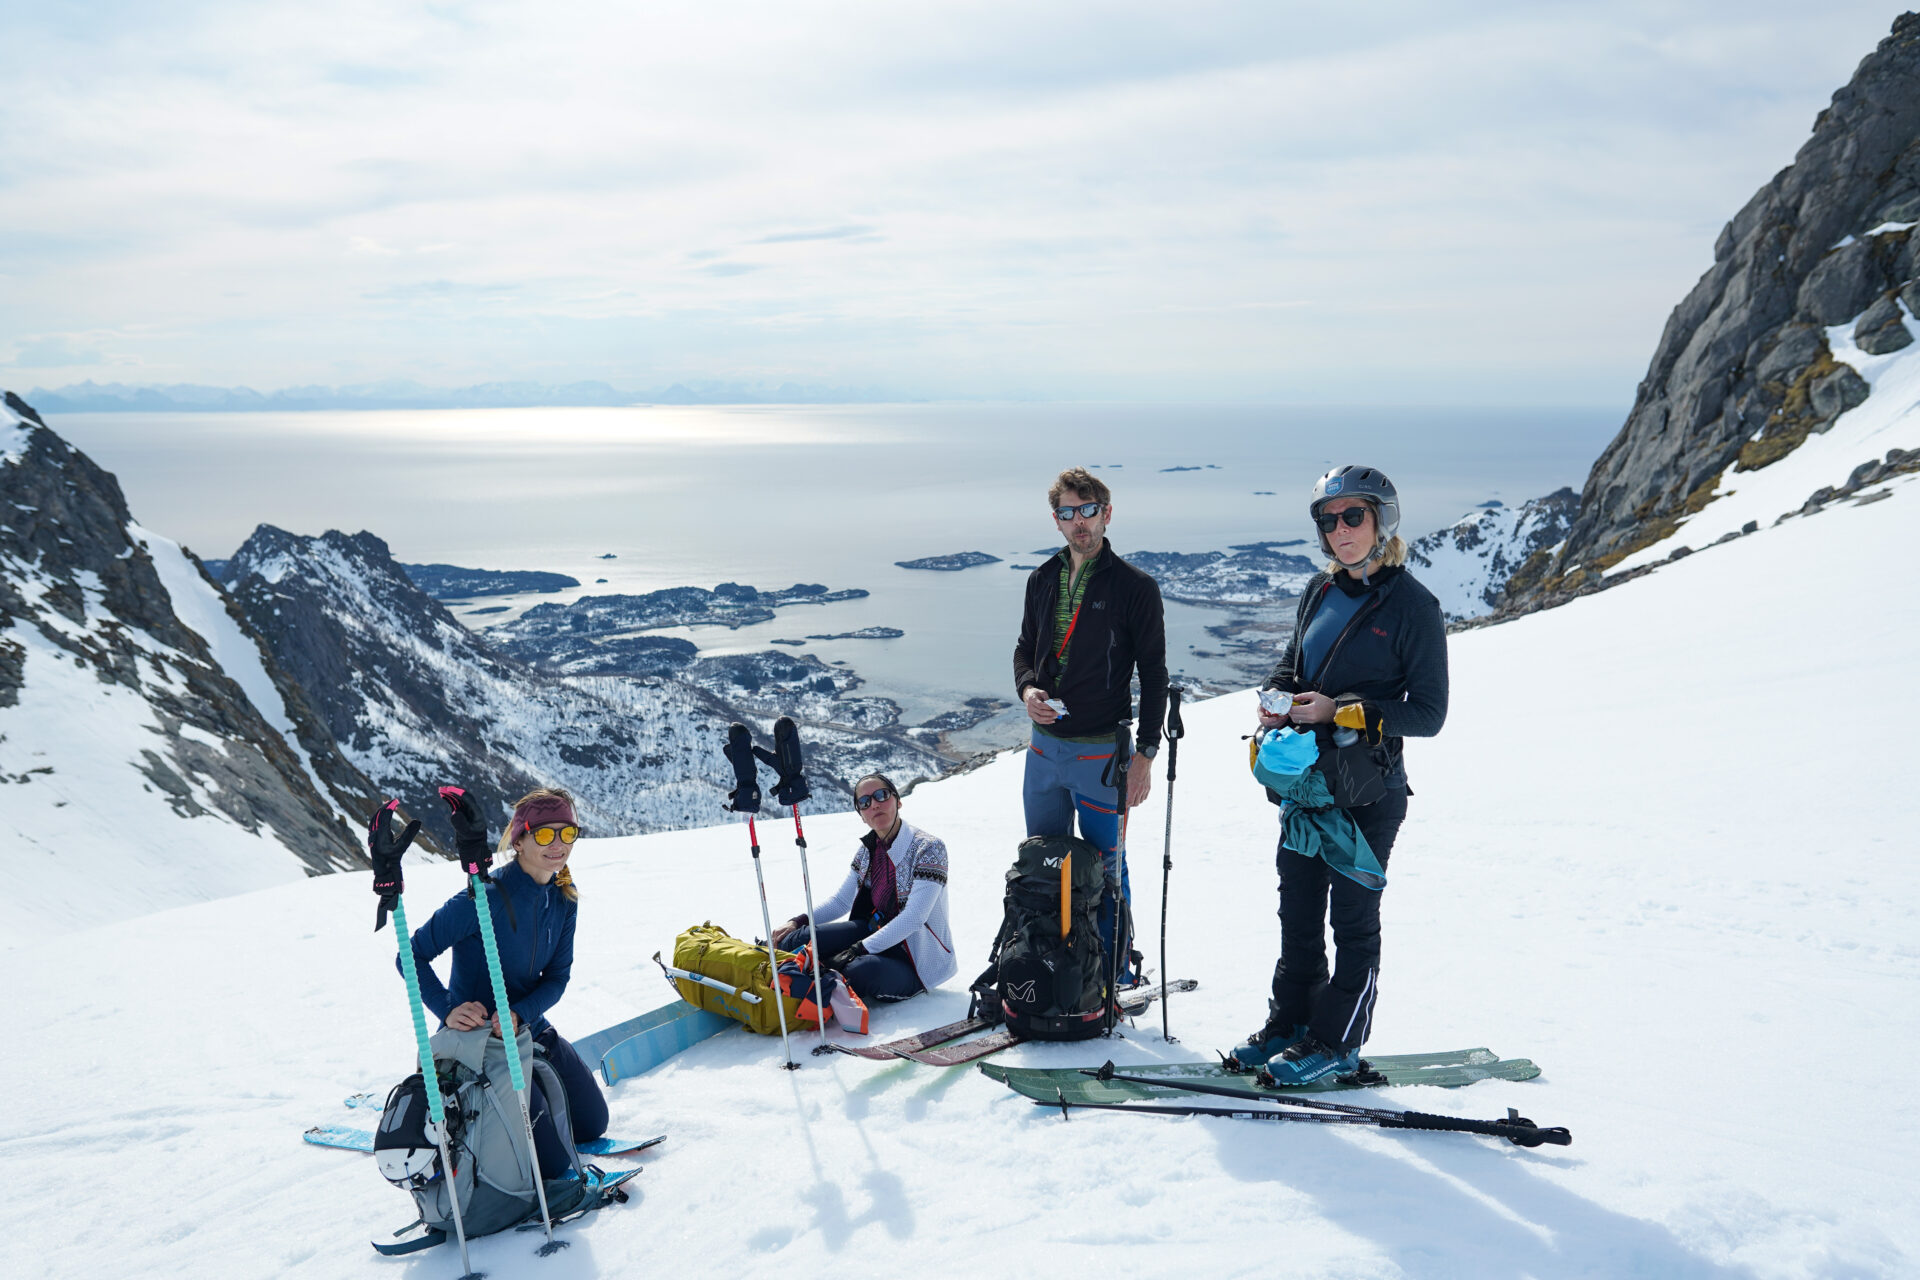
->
xmin=1220 ymin=1018 xmax=1306 ymax=1072
xmin=1263 ymin=1035 xmax=1361 ymax=1086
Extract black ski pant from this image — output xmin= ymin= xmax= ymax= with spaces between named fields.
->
xmin=528 ymin=1025 xmax=610 ymax=1179
xmin=1269 ymin=789 xmax=1407 ymax=1053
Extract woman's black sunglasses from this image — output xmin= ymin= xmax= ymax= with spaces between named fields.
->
xmin=1315 ymin=507 xmax=1371 ymax=533
xmin=855 ymin=786 xmax=894 ymax=810
xmin=1054 ymin=501 xmax=1105 ymax=521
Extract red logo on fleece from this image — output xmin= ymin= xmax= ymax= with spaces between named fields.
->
xmin=1371 ymin=626 xmax=1388 ymax=637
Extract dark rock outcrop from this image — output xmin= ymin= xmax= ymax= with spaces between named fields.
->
xmin=1512 ymin=15 xmax=1920 ymax=605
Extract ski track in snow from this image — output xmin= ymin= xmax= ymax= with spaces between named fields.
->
xmin=5 ymin=486 xmax=1918 ymax=1277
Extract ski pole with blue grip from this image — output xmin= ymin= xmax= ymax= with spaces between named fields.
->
xmin=438 ymin=785 xmax=566 ymax=1257
xmin=369 ymin=800 xmax=476 ymax=1279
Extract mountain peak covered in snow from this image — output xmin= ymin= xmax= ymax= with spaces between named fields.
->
xmin=1407 ymin=488 xmax=1576 ymax=622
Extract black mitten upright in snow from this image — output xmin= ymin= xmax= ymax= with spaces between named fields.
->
xmin=723 ymin=723 xmax=762 ymax=813
xmin=436 ymin=785 xmax=493 ymax=879
xmin=368 ymin=798 xmax=421 ymax=932
xmin=752 ymin=715 xmax=811 ymax=807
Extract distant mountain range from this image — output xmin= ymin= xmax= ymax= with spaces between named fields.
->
xmin=25 ymin=379 xmax=913 ymax=412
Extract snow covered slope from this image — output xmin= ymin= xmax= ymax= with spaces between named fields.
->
xmin=0 ymin=394 xmax=376 ymax=942
xmin=7 ymin=477 xmax=1914 ymax=1278
xmin=1407 ymin=488 xmax=1576 ymax=621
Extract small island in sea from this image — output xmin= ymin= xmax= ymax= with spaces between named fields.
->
xmin=400 ymin=563 xmax=582 ymax=599
xmin=895 ymin=551 xmax=1001 ymax=571
xmin=805 ymin=627 xmax=903 ymax=641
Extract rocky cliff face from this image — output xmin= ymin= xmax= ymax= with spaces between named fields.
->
xmin=1 ymin=393 xmax=377 ymax=933
xmin=1512 ymin=14 xmax=1920 ymax=604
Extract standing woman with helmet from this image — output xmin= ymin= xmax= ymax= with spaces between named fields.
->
xmin=1226 ymin=465 xmax=1450 ymax=1085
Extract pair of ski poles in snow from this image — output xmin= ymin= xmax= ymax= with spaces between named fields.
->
xmin=370 ymin=788 xmax=569 ymax=1278
xmin=1101 ymin=686 xmax=1185 ymax=1044
xmin=723 ymin=716 xmax=830 ymax=1071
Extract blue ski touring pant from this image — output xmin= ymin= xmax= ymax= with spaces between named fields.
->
xmin=1022 ymin=727 xmax=1136 ymax=984
xmin=528 ymin=1026 xmax=609 ymax=1179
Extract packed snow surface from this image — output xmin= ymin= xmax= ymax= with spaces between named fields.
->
xmin=6 ymin=486 xmax=1917 ymax=1277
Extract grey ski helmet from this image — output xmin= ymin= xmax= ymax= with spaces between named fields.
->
xmin=1309 ymin=464 xmax=1400 ymax=562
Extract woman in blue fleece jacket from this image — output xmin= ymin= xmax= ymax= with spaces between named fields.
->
xmin=407 ymin=787 xmax=607 ymax=1175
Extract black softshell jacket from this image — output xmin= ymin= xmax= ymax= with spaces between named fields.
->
xmin=1263 ymin=564 xmax=1449 ymax=790
xmin=1013 ymin=540 xmax=1169 ymax=755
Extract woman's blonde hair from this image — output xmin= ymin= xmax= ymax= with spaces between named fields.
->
xmin=1327 ymin=534 xmax=1408 ymax=575
xmin=499 ymin=786 xmax=579 ymax=902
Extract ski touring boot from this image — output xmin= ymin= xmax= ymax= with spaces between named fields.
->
xmin=1262 ymin=1035 xmax=1361 ymax=1086
xmin=1220 ymin=1017 xmax=1307 ymax=1073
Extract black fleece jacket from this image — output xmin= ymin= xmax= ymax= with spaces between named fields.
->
xmin=1013 ymin=540 xmax=1169 ymax=755
xmin=1264 ymin=564 xmax=1449 ymax=789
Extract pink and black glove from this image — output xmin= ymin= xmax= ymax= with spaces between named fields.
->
xmin=367 ymin=799 xmax=421 ymax=933
xmin=437 ymin=785 xmax=493 ymax=878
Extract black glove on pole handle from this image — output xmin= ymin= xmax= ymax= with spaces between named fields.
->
xmin=1160 ymin=686 xmax=1184 ymax=1041
xmin=760 ymin=716 xmax=829 ymax=1047
xmin=723 ymin=723 xmax=762 ymax=814
xmin=724 ymin=723 xmax=796 ymax=1069
xmin=368 ymin=798 xmax=421 ymax=933
xmin=436 ymin=785 xmax=493 ymax=897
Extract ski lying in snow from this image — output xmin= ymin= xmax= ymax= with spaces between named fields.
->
xmin=981 ymin=1048 xmax=1540 ymax=1104
xmin=369 ymin=1167 xmax=643 ymax=1256
xmin=308 ymin=1124 xmax=666 ymax=1158
xmin=889 ymin=980 xmax=1200 ymax=1067
xmin=811 ymin=1014 xmax=995 ymax=1060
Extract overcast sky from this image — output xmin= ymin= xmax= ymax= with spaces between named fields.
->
xmin=0 ymin=2 xmax=1909 ymax=405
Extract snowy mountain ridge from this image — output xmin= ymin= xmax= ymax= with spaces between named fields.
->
xmin=0 ymin=391 xmax=382 ymax=942
xmin=223 ymin=523 xmax=948 ymax=849
xmin=1406 ymin=489 xmax=1577 ymax=622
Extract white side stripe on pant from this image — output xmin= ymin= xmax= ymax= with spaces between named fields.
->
xmin=1341 ymin=967 xmax=1377 ymax=1046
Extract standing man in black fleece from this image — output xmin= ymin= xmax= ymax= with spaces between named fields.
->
xmin=1014 ymin=465 xmax=1168 ymax=985
xmin=1226 ymin=463 xmax=1450 ymax=1086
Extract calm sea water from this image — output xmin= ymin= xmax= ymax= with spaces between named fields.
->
xmin=56 ymin=403 xmax=1617 ymax=740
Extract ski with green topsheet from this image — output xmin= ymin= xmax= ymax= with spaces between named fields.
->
xmin=980 ymin=1048 xmax=1540 ymax=1103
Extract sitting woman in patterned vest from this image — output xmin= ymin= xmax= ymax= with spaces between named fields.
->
xmin=775 ymin=773 xmax=955 ymax=1004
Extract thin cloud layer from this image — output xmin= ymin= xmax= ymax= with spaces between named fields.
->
xmin=0 ymin=1 xmax=1906 ymax=402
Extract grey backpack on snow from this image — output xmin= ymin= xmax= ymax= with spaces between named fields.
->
xmin=373 ymin=1025 xmax=591 ymax=1238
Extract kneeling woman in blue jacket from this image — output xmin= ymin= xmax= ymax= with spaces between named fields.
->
xmin=406 ymin=787 xmax=608 ymax=1176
